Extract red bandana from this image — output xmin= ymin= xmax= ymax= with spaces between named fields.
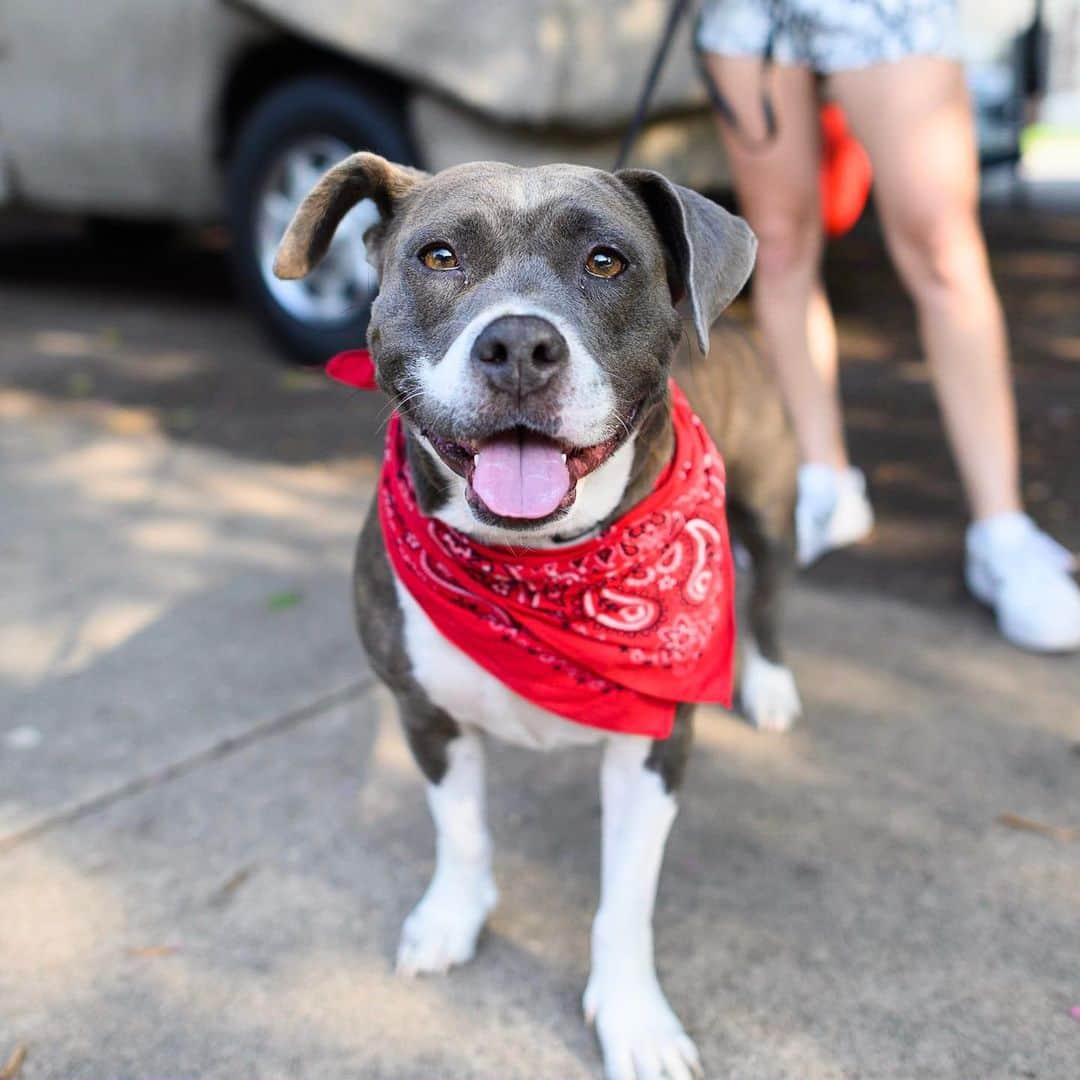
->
xmin=329 ymin=350 xmax=735 ymax=740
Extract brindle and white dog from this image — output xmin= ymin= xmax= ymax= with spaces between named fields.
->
xmin=275 ymin=154 xmax=802 ymax=1079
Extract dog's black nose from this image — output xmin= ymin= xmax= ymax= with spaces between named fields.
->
xmin=470 ymin=315 xmax=569 ymax=396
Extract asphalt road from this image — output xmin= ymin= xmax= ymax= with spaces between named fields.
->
xmin=1 ymin=212 xmax=1078 ymax=1079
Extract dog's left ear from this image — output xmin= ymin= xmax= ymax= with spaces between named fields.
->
xmin=273 ymin=152 xmax=428 ymax=280
xmin=618 ymin=169 xmax=757 ymax=353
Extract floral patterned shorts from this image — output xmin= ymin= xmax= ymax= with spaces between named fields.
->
xmin=697 ymin=0 xmax=962 ymax=73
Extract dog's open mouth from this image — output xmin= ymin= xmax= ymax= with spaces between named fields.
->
xmin=425 ymin=404 xmax=641 ymax=523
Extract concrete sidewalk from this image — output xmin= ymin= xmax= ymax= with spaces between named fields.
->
xmin=3 ymin=366 xmax=1078 ymax=1080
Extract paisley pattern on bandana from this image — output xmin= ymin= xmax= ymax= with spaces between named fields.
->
xmin=379 ymin=381 xmax=736 ymax=739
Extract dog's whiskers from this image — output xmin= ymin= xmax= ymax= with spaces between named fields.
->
xmin=375 ymin=384 xmax=426 ymax=429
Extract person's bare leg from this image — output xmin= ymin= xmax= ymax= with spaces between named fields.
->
xmin=832 ymin=57 xmax=1078 ymax=651
xmin=706 ymin=56 xmax=848 ymax=469
xmin=832 ymin=58 xmax=1021 ymax=521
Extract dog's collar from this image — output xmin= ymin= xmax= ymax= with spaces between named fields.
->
xmin=374 ymin=380 xmax=735 ymax=738
xmin=325 ymin=350 xmax=736 ymax=736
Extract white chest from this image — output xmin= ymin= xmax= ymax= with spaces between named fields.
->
xmin=393 ymin=578 xmax=606 ymax=751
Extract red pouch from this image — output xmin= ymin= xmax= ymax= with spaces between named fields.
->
xmin=820 ymin=102 xmax=872 ymax=238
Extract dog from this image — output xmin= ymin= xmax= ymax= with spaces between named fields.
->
xmin=274 ymin=154 xmax=802 ymax=1079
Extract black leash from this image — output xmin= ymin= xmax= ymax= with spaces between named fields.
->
xmin=614 ymin=0 xmax=780 ymax=172
xmin=693 ymin=6 xmax=779 ymax=149
xmin=613 ymin=0 xmax=694 ymax=170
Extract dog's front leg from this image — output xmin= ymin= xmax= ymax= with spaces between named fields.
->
xmin=585 ymin=716 xmax=701 ymax=1080
xmin=396 ymin=723 xmax=497 ymax=977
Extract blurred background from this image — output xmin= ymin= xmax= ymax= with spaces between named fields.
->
xmin=1 ymin=0 xmax=1077 ymax=600
xmin=2 ymin=5 xmax=1079 ymax=1079
xmin=2 ymin=0 xmax=1077 ymax=361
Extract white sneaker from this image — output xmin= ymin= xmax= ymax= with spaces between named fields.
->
xmin=796 ymin=463 xmax=875 ymax=567
xmin=966 ymin=512 xmax=1080 ymax=653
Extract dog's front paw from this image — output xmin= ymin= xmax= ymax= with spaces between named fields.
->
xmin=740 ymin=643 xmax=802 ymax=734
xmin=396 ymin=872 xmax=497 ymax=977
xmin=584 ymin=970 xmax=702 ymax=1080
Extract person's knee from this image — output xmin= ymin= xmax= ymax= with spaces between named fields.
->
xmin=751 ymin=212 xmax=822 ymax=280
xmin=887 ymin=204 xmax=989 ymax=304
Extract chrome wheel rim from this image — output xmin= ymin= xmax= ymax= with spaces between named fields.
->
xmin=255 ymin=135 xmax=379 ymax=325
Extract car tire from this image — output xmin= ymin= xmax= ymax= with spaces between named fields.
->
xmin=227 ymin=75 xmax=415 ymax=365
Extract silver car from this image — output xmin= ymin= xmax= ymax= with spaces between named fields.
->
xmin=0 ymin=0 xmax=728 ymax=362
xmin=0 ymin=0 xmax=1024 ymax=363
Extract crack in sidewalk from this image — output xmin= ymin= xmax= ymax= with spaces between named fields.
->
xmin=0 ymin=678 xmax=373 ymax=855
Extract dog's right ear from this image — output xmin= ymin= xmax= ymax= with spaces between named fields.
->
xmin=617 ymin=168 xmax=757 ymax=354
xmin=273 ymin=152 xmax=428 ymax=280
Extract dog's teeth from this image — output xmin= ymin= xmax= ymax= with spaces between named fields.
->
xmin=473 ymin=454 xmax=480 ymax=466
xmin=561 ymin=453 xmax=567 ymax=463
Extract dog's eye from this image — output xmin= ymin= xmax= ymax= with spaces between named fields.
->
xmin=419 ymin=243 xmax=459 ymax=271
xmin=585 ymin=247 xmax=626 ymax=279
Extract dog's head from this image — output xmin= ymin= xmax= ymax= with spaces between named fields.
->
xmin=275 ymin=155 xmax=755 ymax=534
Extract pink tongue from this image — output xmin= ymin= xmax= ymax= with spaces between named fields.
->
xmin=471 ymin=434 xmax=571 ymax=519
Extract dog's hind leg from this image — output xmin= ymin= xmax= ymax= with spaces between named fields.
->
xmin=395 ymin=699 xmax=497 ymax=977
xmin=727 ymin=497 xmax=803 ymax=733
xmin=585 ymin=709 xmax=702 ymax=1079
